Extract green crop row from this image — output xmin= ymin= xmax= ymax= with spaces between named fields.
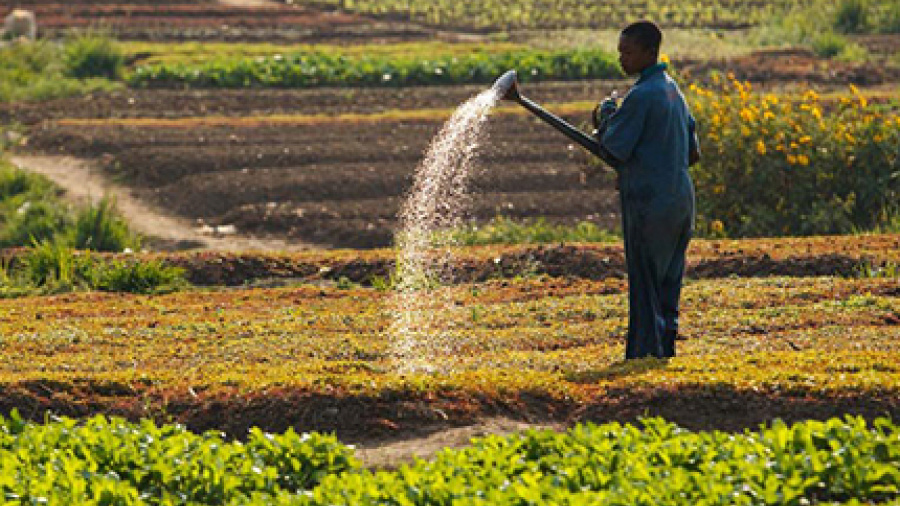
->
xmin=127 ymin=47 xmax=621 ymax=89
xmin=0 ymin=410 xmax=357 ymax=505
xmin=295 ymin=0 xmax=808 ymax=30
xmin=3 ymin=413 xmax=899 ymax=505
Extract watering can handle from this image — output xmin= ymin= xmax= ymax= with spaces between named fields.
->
xmin=494 ymin=70 xmax=620 ymax=167
xmin=515 ymin=95 xmax=621 ymax=167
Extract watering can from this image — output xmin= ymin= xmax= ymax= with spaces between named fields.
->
xmin=493 ymin=70 xmax=616 ymax=166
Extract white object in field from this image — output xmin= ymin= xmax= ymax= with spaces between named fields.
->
xmin=4 ymin=9 xmax=37 ymax=40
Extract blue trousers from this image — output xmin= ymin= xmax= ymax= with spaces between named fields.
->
xmin=620 ymin=181 xmax=694 ymax=359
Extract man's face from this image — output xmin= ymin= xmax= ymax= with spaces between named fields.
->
xmin=617 ymin=34 xmax=655 ymax=76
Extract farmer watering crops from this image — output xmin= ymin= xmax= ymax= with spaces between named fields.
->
xmin=594 ymin=20 xmax=700 ymax=359
xmin=494 ymin=20 xmax=699 ymax=359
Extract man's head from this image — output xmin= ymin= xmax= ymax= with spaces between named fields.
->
xmin=617 ymin=20 xmax=662 ymax=76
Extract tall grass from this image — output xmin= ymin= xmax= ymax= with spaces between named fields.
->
xmin=0 ymin=32 xmax=122 ymax=103
xmin=15 ymin=239 xmax=186 ymax=295
xmin=0 ymin=162 xmax=140 ymax=251
xmin=63 ymin=30 xmax=125 ymax=80
xmin=71 ymin=196 xmax=140 ymax=252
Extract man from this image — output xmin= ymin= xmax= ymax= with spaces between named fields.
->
xmin=593 ymin=20 xmax=700 ymax=359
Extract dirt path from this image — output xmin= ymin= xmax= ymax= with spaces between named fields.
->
xmin=353 ymin=418 xmax=565 ymax=469
xmin=10 ymin=155 xmax=317 ymax=252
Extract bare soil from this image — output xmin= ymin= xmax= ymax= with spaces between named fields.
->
xmin=7 ymin=0 xmax=460 ymax=43
xmin=18 ymin=84 xmax=621 ymax=248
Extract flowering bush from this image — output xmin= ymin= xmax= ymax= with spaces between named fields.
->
xmin=688 ymin=76 xmax=900 ymax=237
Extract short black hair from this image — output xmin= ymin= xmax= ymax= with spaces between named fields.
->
xmin=621 ymin=20 xmax=662 ymax=53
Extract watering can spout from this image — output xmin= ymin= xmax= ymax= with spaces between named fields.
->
xmin=494 ymin=70 xmax=607 ymax=159
xmin=493 ymin=70 xmax=521 ymax=101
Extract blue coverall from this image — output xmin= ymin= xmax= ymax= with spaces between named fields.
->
xmin=600 ymin=62 xmax=698 ymax=359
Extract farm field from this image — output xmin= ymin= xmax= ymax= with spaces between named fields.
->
xmin=2 ymin=235 xmax=899 ymax=440
xmin=8 ymin=0 xmax=438 ymax=43
xmin=3 ymin=2 xmax=899 ymax=249
xmin=2 ymin=1 xmax=900 ymax=501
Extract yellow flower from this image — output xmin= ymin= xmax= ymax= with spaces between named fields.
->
xmin=756 ymin=140 xmax=767 ymax=155
xmin=797 ymin=154 xmax=810 ymax=166
xmin=787 ymin=154 xmax=798 ymax=165
xmin=740 ymin=108 xmax=756 ymax=123
xmin=811 ymin=107 xmax=822 ymax=120
xmin=713 ymin=185 xmax=726 ymax=195
xmin=764 ymin=111 xmax=776 ymax=121
xmin=799 ymin=135 xmax=812 ymax=144
xmin=803 ymin=90 xmax=819 ymax=102
xmin=711 ymin=220 xmax=725 ymax=234
xmin=660 ymin=53 xmax=671 ymax=64
xmin=790 ymin=142 xmax=799 ymax=150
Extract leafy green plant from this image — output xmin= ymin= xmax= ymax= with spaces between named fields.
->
xmin=302 ymin=416 xmax=900 ymax=505
xmin=63 ymin=30 xmax=125 ymax=80
xmin=129 ymin=47 xmax=621 ymax=89
xmin=834 ymin=0 xmax=869 ymax=33
xmin=688 ymin=78 xmax=900 ymax=237
xmin=3 ymin=411 xmax=898 ymax=505
xmin=811 ymin=30 xmax=850 ymax=57
xmin=71 ymin=196 xmax=140 ymax=252
xmin=0 ymin=38 xmax=120 ymax=103
xmin=23 ymin=237 xmax=82 ymax=289
xmin=96 ymin=257 xmax=186 ymax=294
xmin=0 ymin=163 xmax=140 ymax=251
xmin=0 ymin=410 xmax=359 ymax=505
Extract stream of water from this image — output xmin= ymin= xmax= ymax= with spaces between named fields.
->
xmin=389 ymin=86 xmax=502 ymax=372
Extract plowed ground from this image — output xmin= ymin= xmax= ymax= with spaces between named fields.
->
xmin=21 ymin=81 xmax=622 ymax=248
xmin=7 ymin=0 xmax=438 ymax=43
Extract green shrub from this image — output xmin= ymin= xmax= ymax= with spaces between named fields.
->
xmin=23 ymin=237 xmax=84 ymax=289
xmin=71 ymin=196 xmax=140 ymax=252
xmin=834 ymin=0 xmax=869 ymax=33
xmin=811 ymin=31 xmax=849 ymax=57
xmin=0 ymin=164 xmax=45 ymax=199
xmin=0 ymin=35 xmax=121 ymax=103
xmin=881 ymin=2 xmax=900 ymax=33
xmin=687 ymin=78 xmax=900 ymax=237
xmin=0 ymin=164 xmax=140 ymax=251
xmin=0 ymin=200 xmax=69 ymax=248
xmin=63 ymin=31 xmax=125 ymax=80
xmin=12 ymin=238 xmax=185 ymax=294
xmin=96 ymin=257 xmax=186 ymax=294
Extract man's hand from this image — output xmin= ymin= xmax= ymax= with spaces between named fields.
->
xmin=592 ymin=91 xmax=619 ymax=131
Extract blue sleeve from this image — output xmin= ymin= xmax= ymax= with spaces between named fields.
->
xmin=601 ymin=89 xmax=649 ymax=164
